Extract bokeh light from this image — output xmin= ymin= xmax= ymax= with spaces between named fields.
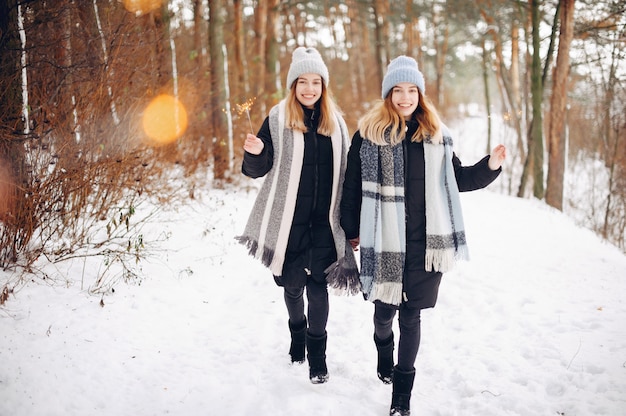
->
xmin=123 ymin=0 xmax=163 ymax=15
xmin=142 ymin=94 xmax=188 ymax=146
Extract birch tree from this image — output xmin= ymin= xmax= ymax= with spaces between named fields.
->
xmin=0 ymin=0 xmax=30 ymax=267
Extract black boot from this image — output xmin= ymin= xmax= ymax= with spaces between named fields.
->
xmin=389 ymin=366 xmax=415 ymax=416
xmin=288 ymin=319 xmax=307 ymax=363
xmin=374 ymin=333 xmax=394 ymax=384
xmin=306 ymin=331 xmax=329 ymax=384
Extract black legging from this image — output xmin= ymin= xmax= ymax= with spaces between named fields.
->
xmin=373 ymin=303 xmax=421 ymax=372
xmin=283 ymin=279 xmax=329 ymax=337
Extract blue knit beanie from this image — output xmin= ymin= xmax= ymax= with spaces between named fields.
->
xmin=286 ymin=47 xmax=329 ymax=89
xmin=381 ymin=56 xmax=425 ymax=99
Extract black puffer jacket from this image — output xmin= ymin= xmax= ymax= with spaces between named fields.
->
xmin=340 ymin=120 xmax=501 ymax=309
xmin=242 ymin=104 xmax=336 ymax=287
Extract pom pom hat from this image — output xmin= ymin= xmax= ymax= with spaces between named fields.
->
xmin=286 ymin=47 xmax=329 ymax=89
xmin=381 ymin=56 xmax=425 ymax=99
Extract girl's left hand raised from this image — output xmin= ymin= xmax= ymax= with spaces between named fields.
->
xmin=488 ymin=144 xmax=507 ymax=170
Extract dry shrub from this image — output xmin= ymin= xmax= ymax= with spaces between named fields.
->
xmin=0 ymin=1 xmax=198 ymax=300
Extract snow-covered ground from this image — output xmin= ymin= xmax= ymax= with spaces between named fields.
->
xmin=1 ymin=181 xmax=626 ymax=415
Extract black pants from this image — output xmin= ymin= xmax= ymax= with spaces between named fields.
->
xmin=373 ymin=303 xmax=421 ymax=372
xmin=283 ymin=278 xmax=329 ymax=337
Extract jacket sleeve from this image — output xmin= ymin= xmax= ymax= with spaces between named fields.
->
xmin=242 ymin=117 xmax=274 ymax=178
xmin=452 ymin=153 xmax=501 ymax=192
xmin=340 ymin=131 xmax=363 ymax=240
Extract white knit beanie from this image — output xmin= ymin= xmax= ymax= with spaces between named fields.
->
xmin=381 ymin=56 xmax=425 ymax=99
xmin=286 ymin=47 xmax=329 ymax=89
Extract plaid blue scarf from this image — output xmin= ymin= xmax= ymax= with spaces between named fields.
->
xmin=359 ymin=127 xmax=468 ymax=306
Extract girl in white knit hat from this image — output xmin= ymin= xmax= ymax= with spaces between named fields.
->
xmin=237 ymin=47 xmax=358 ymax=384
xmin=339 ymin=56 xmax=506 ymax=415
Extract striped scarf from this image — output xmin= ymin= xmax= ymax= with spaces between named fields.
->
xmin=359 ymin=126 xmax=469 ymax=306
xmin=237 ymin=100 xmax=359 ymax=293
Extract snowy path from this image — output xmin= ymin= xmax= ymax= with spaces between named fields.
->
xmin=1 ymin=188 xmax=625 ymax=416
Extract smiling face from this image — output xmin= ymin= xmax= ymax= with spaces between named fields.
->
xmin=294 ymin=73 xmax=323 ymax=108
xmin=390 ymin=82 xmax=420 ymax=120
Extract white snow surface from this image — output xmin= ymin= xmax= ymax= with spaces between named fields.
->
xmin=1 ymin=185 xmax=626 ymax=416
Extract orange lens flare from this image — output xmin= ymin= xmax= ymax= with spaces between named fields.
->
xmin=123 ymin=0 xmax=163 ymax=15
xmin=142 ymin=94 xmax=188 ymax=146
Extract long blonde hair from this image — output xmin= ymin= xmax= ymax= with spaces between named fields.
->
xmin=358 ymin=89 xmax=441 ymax=146
xmin=285 ymin=82 xmax=340 ymax=136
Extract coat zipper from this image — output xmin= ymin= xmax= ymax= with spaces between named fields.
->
xmin=402 ymin=138 xmax=408 ymax=301
xmin=305 ymin=109 xmax=318 ymax=276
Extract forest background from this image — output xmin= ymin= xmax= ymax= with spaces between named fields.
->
xmin=0 ymin=0 xmax=625 ymax=299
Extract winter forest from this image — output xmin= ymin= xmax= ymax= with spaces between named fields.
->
xmin=0 ymin=0 xmax=625 ymax=297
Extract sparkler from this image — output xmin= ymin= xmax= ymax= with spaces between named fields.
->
xmin=236 ymin=97 xmax=256 ymax=133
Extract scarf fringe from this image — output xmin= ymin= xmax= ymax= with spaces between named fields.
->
xmin=235 ymin=235 xmax=276 ymax=270
xmin=326 ymin=264 xmax=361 ymax=295
xmin=367 ymin=281 xmax=403 ymax=306
xmin=325 ymin=243 xmax=360 ymax=295
xmin=425 ymin=245 xmax=470 ymax=273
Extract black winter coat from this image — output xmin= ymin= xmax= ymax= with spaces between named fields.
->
xmin=340 ymin=120 xmax=501 ymax=309
xmin=242 ymin=105 xmax=336 ymax=287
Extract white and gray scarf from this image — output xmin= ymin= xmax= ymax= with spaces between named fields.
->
xmin=237 ymin=100 xmax=360 ymax=293
xmin=359 ymin=125 xmax=469 ymax=306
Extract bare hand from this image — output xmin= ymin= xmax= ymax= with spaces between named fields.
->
xmin=488 ymin=144 xmax=507 ymax=170
xmin=243 ymin=133 xmax=264 ymax=155
xmin=349 ymin=237 xmax=360 ymax=251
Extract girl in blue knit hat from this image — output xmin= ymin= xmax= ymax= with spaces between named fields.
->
xmin=237 ymin=47 xmax=358 ymax=384
xmin=338 ymin=56 xmax=507 ymax=415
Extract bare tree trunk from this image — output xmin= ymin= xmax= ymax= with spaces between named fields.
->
xmin=148 ymin=10 xmax=165 ymax=88
xmin=510 ymin=24 xmax=521 ymax=123
xmin=372 ymin=0 xmax=386 ymax=87
xmin=404 ymin=0 xmax=418 ymax=57
xmin=603 ymin=123 xmax=618 ymax=241
xmin=192 ymin=0 xmax=204 ymax=66
xmin=530 ymin=0 xmax=544 ymax=199
xmin=232 ymin=0 xmax=248 ymax=98
xmin=545 ymin=0 xmax=575 ymax=210
xmin=93 ymin=0 xmax=120 ymax=127
xmin=208 ymin=0 xmax=228 ymax=181
xmin=601 ymin=41 xmax=622 ymax=242
xmin=345 ymin=0 xmax=366 ymax=106
xmin=517 ymin=7 xmax=533 ymax=197
xmin=542 ymin=2 xmax=561 ymax=87
xmin=253 ymin=0 xmax=268 ymax=113
xmin=434 ymin=16 xmax=449 ymax=108
xmin=264 ymin=0 xmax=280 ymax=109
xmin=186 ymin=0 xmax=210 ymax=165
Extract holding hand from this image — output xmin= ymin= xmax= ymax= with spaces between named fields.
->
xmin=348 ymin=237 xmax=360 ymax=251
xmin=243 ymin=133 xmax=264 ymax=155
xmin=488 ymin=144 xmax=507 ymax=170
